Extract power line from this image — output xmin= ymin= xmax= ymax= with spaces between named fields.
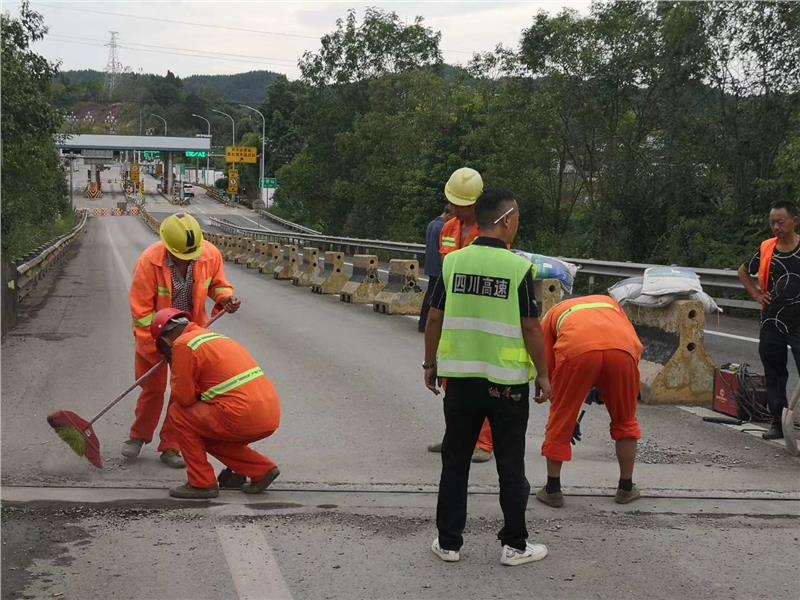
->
xmin=34 ymin=2 xmax=320 ymax=40
xmin=33 ymin=1 xmax=475 ymax=56
xmin=46 ymin=36 xmax=296 ymax=71
xmin=49 ymin=33 xmax=298 ymax=66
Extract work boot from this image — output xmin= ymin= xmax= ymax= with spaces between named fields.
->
xmin=242 ymin=467 xmax=280 ymax=494
xmin=471 ymin=448 xmax=492 ymax=463
xmin=535 ymin=486 xmax=564 ymax=508
xmin=217 ymin=468 xmax=248 ymax=490
xmin=121 ymin=439 xmax=144 ymax=459
xmin=614 ymin=484 xmax=641 ymax=504
xmin=160 ymin=450 xmax=186 ymax=469
xmin=169 ymin=483 xmax=219 ymax=499
xmin=427 ymin=442 xmax=443 ymax=453
xmin=762 ymin=423 xmax=784 ymax=440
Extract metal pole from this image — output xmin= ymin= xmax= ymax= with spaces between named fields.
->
xmin=212 ymin=109 xmax=236 ymax=202
xmin=150 ymin=113 xmax=167 ymax=136
xmin=68 ymin=156 xmax=74 ymax=210
xmin=191 ymin=113 xmax=211 ymax=185
xmin=239 ymin=104 xmax=266 ymax=207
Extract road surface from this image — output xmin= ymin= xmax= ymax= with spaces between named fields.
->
xmin=2 ymin=193 xmax=798 ymax=599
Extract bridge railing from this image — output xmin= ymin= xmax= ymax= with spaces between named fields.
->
xmin=2 ymin=210 xmax=89 ymax=337
xmin=15 ymin=210 xmax=89 ymax=300
xmin=208 ymin=216 xmax=756 ymax=312
xmin=254 ymin=209 xmax=321 ymax=235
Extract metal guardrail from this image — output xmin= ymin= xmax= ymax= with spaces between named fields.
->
xmin=15 ymin=209 xmax=89 ymax=301
xmin=209 ymin=217 xmax=425 ymax=257
xmin=207 ymin=216 xmax=758 ymax=312
xmin=255 ymin=209 xmax=321 ymax=235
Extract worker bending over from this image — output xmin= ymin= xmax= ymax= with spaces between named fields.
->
xmin=150 ymin=308 xmax=281 ymax=499
xmin=124 ymin=213 xmax=240 ymax=467
xmin=536 ymin=295 xmax=643 ymax=507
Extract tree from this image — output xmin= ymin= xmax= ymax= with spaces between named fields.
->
xmin=299 ymin=8 xmax=442 ymax=85
xmin=1 ymin=1 xmax=70 ymax=257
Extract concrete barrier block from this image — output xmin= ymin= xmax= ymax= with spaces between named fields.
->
xmin=311 ymin=251 xmax=349 ymax=295
xmin=339 ymin=254 xmax=384 ymax=303
xmin=623 ymin=299 xmax=716 ymax=406
xmin=247 ymin=240 xmax=267 ymax=269
xmin=223 ymin=236 xmax=242 ymax=261
xmin=273 ymin=244 xmax=298 ymax=280
xmin=292 ymin=247 xmax=320 ymax=287
xmin=236 ymin=238 xmax=256 ymax=265
xmin=373 ymin=260 xmax=424 ymax=315
xmin=533 ymin=279 xmax=562 ymax=316
xmin=259 ymin=243 xmax=282 ymax=275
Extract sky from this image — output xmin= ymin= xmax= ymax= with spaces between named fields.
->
xmin=6 ymin=1 xmax=591 ymax=80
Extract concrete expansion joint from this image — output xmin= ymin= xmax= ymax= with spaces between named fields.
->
xmin=2 ymin=483 xmax=798 ymax=505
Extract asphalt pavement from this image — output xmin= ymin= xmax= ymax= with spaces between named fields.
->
xmin=2 ymin=192 xmax=799 ymax=599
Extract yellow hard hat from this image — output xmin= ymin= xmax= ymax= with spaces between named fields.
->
xmin=160 ymin=213 xmax=204 ymax=260
xmin=444 ymin=167 xmax=483 ymax=206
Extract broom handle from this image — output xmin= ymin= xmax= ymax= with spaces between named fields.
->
xmin=88 ymin=310 xmax=228 ymax=425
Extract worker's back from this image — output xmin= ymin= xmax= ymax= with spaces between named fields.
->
xmin=543 ymin=295 xmax=642 ymax=364
xmin=175 ymin=325 xmax=280 ymax=431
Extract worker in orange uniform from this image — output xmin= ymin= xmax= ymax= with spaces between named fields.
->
xmin=124 ymin=213 xmax=241 ymax=468
xmin=150 ymin=308 xmax=281 ymax=499
xmin=536 ymin=295 xmax=643 ymax=507
xmin=427 ymin=167 xmax=494 ymax=463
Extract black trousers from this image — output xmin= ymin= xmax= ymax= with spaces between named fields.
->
xmin=418 ymin=275 xmax=439 ymax=332
xmin=436 ymin=378 xmax=530 ymax=552
xmin=759 ymin=324 xmax=800 ymax=425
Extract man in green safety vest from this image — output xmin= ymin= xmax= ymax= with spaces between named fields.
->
xmin=423 ymin=188 xmax=551 ymax=566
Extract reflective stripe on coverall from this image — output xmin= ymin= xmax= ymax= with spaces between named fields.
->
xmin=128 ymin=240 xmax=234 ymax=451
xmin=168 ymin=323 xmax=281 ymax=489
xmin=540 ymin=295 xmax=643 ymax=462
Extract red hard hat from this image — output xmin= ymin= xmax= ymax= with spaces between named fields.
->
xmin=150 ymin=308 xmax=191 ymax=341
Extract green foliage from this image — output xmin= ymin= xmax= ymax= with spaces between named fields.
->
xmin=266 ymin=2 xmax=799 ymax=269
xmin=183 ymin=71 xmax=282 ymax=105
xmin=299 ymin=7 xmax=442 ymax=85
xmin=1 ymin=1 xmax=70 ymax=258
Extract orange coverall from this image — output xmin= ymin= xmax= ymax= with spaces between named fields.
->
xmin=168 ymin=324 xmax=281 ymax=489
xmin=540 ymin=295 xmax=643 ymax=462
xmin=438 ymin=218 xmax=494 ymax=453
xmin=129 ymin=240 xmax=234 ymax=452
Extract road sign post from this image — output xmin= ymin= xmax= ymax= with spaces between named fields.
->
xmin=228 ymin=168 xmax=240 ymax=195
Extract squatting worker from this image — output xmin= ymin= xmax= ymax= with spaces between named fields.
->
xmin=424 ymin=188 xmax=551 ymax=566
xmin=418 ymin=204 xmax=452 ymax=332
xmin=149 ymin=308 xmax=281 ymax=498
xmin=428 ymin=167 xmax=495 ymax=463
xmin=536 ymin=295 xmax=643 ymax=508
xmin=124 ymin=213 xmax=241 ymax=467
xmin=738 ymin=200 xmax=800 ymax=440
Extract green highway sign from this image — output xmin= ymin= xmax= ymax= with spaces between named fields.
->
xmin=260 ymin=177 xmax=277 ymax=189
xmin=185 ymin=151 xmax=207 ymax=158
xmin=143 ymin=151 xmax=160 ymax=160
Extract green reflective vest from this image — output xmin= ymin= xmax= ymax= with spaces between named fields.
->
xmin=437 ymin=243 xmax=535 ymax=385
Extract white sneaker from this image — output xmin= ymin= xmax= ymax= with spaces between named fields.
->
xmin=500 ymin=542 xmax=548 ymax=566
xmin=431 ymin=538 xmax=460 ymax=562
